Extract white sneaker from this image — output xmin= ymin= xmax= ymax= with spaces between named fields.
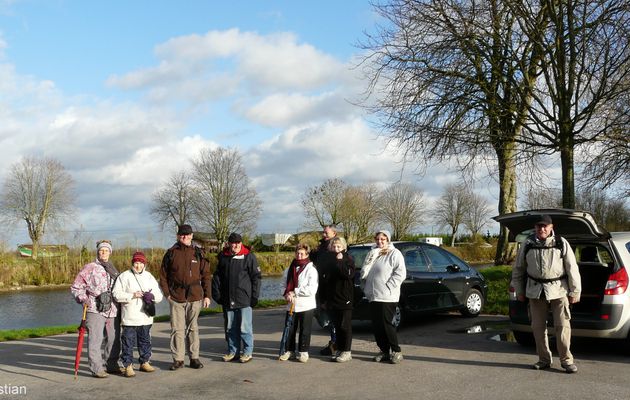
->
xmin=335 ymin=351 xmax=352 ymax=363
xmin=278 ymin=351 xmax=291 ymax=361
xmin=297 ymin=352 xmax=309 ymax=363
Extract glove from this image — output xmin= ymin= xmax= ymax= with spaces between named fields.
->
xmin=142 ymin=291 xmax=155 ymax=304
xmin=250 ymin=297 xmax=258 ymax=308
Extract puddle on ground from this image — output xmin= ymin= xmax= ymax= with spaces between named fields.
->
xmin=449 ymin=320 xmax=516 ymax=342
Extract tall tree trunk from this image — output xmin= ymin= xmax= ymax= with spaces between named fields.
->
xmin=560 ymin=131 xmax=575 ymax=208
xmin=494 ymin=141 xmax=518 ymax=265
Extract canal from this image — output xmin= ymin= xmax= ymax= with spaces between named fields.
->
xmin=0 ymin=276 xmax=285 ymax=330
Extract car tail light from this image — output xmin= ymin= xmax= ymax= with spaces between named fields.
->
xmin=604 ymin=267 xmax=629 ymax=295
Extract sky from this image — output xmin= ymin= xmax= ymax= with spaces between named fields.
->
xmin=0 ymin=0 xmax=506 ymax=249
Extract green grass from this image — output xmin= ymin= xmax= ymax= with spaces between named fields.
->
xmin=480 ymin=265 xmax=512 ymax=315
xmin=0 ymin=299 xmax=288 ymax=342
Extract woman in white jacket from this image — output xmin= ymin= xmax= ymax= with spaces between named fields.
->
xmin=112 ymin=251 xmax=163 ymax=377
xmin=360 ymin=230 xmax=406 ymax=364
xmin=279 ymin=243 xmax=318 ymax=363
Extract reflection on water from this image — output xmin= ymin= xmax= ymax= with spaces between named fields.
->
xmin=0 ymin=276 xmax=284 ymax=330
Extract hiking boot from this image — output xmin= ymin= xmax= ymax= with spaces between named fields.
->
xmin=278 ymin=351 xmax=291 ymax=361
xmin=222 ymin=353 xmax=236 ymax=362
xmin=562 ymin=363 xmax=578 ymax=373
xmin=190 ymin=359 xmax=203 ymax=369
xmin=169 ymin=360 xmax=184 ymax=370
xmin=123 ymin=365 xmax=135 ymax=378
xmin=297 ymin=352 xmax=309 ymax=363
xmin=335 ymin=351 xmax=352 ymax=363
xmin=319 ymin=341 xmax=336 ymax=356
xmin=92 ymin=370 xmax=109 ymax=378
xmin=373 ymin=351 xmax=390 ymax=362
xmin=240 ymin=354 xmax=253 ymax=363
xmin=532 ymin=361 xmax=551 ymax=370
xmin=106 ymin=366 xmax=124 ymax=375
xmin=139 ymin=362 xmax=155 ymax=372
xmin=390 ymin=351 xmax=403 ymax=364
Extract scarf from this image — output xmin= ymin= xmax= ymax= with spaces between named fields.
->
xmin=284 ymin=257 xmax=310 ymax=296
xmin=97 ymin=259 xmax=119 ymax=289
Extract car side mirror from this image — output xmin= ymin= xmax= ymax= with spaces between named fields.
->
xmin=446 ymin=265 xmax=461 ymax=273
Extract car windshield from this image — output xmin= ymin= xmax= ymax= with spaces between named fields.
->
xmin=347 ymin=246 xmax=371 ymax=269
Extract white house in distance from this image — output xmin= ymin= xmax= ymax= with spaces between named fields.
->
xmin=419 ymin=237 xmax=443 ymax=247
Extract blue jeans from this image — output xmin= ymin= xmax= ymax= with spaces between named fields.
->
xmin=226 ymin=307 xmax=253 ymax=356
xmin=121 ymin=325 xmax=152 ymax=366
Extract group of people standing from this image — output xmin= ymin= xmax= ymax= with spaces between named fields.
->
xmin=279 ymin=225 xmax=407 ymax=364
xmin=69 ymin=223 xmax=409 ymax=377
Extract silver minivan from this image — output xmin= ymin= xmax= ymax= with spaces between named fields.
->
xmin=493 ymin=209 xmax=630 ymax=348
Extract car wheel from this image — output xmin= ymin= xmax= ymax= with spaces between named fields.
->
xmin=460 ymin=288 xmax=483 ymax=317
xmin=512 ymin=331 xmax=535 ymax=346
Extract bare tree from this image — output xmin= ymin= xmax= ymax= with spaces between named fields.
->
xmin=338 ymin=183 xmax=381 ymax=244
xmin=576 ymin=188 xmax=630 ymax=231
xmin=463 ymin=192 xmax=492 ymax=239
xmin=378 ymin=182 xmax=425 ymax=240
xmin=581 ymin=127 xmax=630 ymax=197
xmin=513 ymin=0 xmax=630 ymax=207
xmin=301 ymin=178 xmax=347 ymax=229
xmin=519 ymin=186 xmax=563 ymax=210
xmin=150 ymin=170 xmax=197 ymax=230
xmin=191 ymin=147 xmax=262 ymax=243
xmin=434 ymin=183 xmax=471 ymax=247
xmin=360 ymin=0 xmax=547 ymax=263
xmin=0 ymin=156 xmax=74 ymax=259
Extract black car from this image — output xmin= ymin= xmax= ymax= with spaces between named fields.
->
xmin=347 ymin=241 xmax=488 ymax=327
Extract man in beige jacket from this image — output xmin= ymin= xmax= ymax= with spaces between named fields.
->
xmin=511 ymin=214 xmax=581 ymax=373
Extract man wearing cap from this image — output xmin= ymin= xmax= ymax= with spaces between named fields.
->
xmin=71 ymin=240 xmax=123 ymax=378
xmin=511 ymin=214 xmax=581 ymax=373
xmin=212 ymin=232 xmax=261 ymax=363
xmin=159 ymin=224 xmax=211 ymax=371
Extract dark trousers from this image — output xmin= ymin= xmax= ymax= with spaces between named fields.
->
xmin=121 ymin=325 xmax=152 ymax=366
xmin=286 ymin=309 xmax=314 ymax=352
xmin=369 ymin=302 xmax=400 ymax=353
xmin=329 ymin=308 xmax=353 ymax=352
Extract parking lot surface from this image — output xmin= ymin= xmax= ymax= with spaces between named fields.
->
xmin=0 ymin=308 xmax=629 ymax=400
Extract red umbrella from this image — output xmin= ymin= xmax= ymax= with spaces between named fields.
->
xmin=74 ymin=303 xmax=88 ymax=379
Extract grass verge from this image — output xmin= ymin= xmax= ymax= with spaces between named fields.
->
xmin=480 ymin=265 xmax=512 ymax=315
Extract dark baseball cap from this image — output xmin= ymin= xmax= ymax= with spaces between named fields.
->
xmin=177 ymin=224 xmax=193 ymax=235
xmin=227 ymin=232 xmax=242 ymax=243
xmin=534 ymin=215 xmax=553 ymax=226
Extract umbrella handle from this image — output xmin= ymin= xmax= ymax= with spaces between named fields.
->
xmin=288 ymin=301 xmax=295 ymax=316
xmin=81 ymin=303 xmax=88 ymax=320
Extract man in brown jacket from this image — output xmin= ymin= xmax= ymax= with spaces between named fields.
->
xmin=159 ymin=224 xmax=211 ymax=370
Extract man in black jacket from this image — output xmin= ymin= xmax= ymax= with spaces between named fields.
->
xmin=212 ymin=232 xmax=261 ymax=363
xmin=311 ymin=225 xmax=338 ymax=355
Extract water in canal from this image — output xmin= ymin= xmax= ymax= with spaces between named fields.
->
xmin=0 ymin=276 xmax=285 ymax=330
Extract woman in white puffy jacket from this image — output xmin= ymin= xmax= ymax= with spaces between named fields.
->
xmin=360 ymin=230 xmax=406 ymax=364
xmin=279 ymin=243 xmax=318 ymax=363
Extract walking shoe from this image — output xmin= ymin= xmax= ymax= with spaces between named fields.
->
xmin=335 ymin=351 xmax=352 ymax=363
xmin=169 ymin=360 xmax=184 ymax=370
xmin=532 ymin=361 xmax=551 ymax=370
xmin=222 ymin=353 xmax=236 ymax=362
xmin=139 ymin=362 xmax=155 ymax=372
xmin=562 ymin=363 xmax=578 ymax=373
xmin=319 ymin=340 xmax=337 ymax=356
xmin=240 ymin=354 xmax=253 ymax=363
xmin=297 ymin=352 xmax=309 ymax=363
xmin=373 ymin=351 xmax=390 ymax=362
xmin=123 ymin=365 xmax=135 ymax=378
xmin=106 ymin=366 xmax=125 ymax=375
xmin=278 ymin=351 xmax=291 ymax=361
xmin=390 ymin=351 xmax=403 ymax=364
xmin=190 ymin=359 xmax=204 ymax=369
xmin=92 ymin=371 xmax=109 ymax=378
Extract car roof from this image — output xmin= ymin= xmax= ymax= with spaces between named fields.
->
xmin=492 ymin=208 xmax=610 ymax=242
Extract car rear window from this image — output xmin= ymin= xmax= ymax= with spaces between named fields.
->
xmin=347 ymin=246 xmax=371 ymax=269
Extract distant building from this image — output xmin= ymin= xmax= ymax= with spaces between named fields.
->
xmin=17 ymin=244 xmax=69 ymax=257
xmin=419 ymin=237 xmax=443 ymax=247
